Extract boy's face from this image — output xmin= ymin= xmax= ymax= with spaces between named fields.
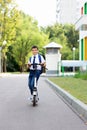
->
xmin=32 ymin=48 xmax=38 ymax=55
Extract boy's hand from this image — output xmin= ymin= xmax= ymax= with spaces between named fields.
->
xmin=27 ymin=63 xmax=31 ymax=68
xmin=40 ymin=62 xmax=46 ymax=67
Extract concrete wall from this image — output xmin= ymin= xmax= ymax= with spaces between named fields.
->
xmin=46 ymin=54 xmax=61 ymax=75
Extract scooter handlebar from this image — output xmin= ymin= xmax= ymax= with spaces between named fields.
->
xmin=27 ymin=63 xmax=48 ymax=70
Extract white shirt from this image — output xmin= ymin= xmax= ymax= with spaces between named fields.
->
xmin=28 ymin=54 xmax=45 ymax=70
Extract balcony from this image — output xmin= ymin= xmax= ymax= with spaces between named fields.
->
xmin=75 ymin=15 xmax=87 ymax=30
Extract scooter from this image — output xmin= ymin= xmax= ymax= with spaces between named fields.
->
xmin=30 ymin=63 xmax=47 ymax=106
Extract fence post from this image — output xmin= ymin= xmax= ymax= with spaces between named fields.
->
xmin=61 ymin=66 xmax=64 ymax=76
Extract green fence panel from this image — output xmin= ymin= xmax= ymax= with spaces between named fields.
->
xmin=84 ymin=2 xmax=87 ymax=14
xmin=81 ymin=39 xmax=84 ymax=60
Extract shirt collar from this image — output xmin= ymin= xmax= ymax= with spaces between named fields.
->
xmin=33 ymin=54 xmax=38 ymax=57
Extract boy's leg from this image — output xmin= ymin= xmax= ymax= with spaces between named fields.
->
xmin=35 ymin=70 xmax=41 ymax=100
xmin=36 ymin=70 xmax=41 ymax=81
xmin=28 ymin=75 xmax=34 ymax=95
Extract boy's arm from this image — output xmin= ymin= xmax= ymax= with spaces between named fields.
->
xmin=40 ymin=62 xmax=46 ymax=67
xmin=27 ymin=60 xmax=32 ymax=68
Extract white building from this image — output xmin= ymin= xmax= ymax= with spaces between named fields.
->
xmin=75 ymin=0 xmax=87 ymax=61
xmin=56 ymin=0 xmax=80 ymax=24
xmin=44 ymin=42 xmax=62 ymax=76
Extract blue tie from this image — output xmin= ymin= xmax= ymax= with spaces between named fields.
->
xmin=33 ymin=56 xmax=36 ymax=69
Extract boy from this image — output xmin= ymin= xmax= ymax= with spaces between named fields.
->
xmin=28 ymin=45 xmax=46 ymax=100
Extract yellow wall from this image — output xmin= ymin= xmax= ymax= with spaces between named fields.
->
xmin=84 ymin=37 xmax=87 ymax=60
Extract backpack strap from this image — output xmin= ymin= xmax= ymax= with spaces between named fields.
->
xmin=29 ymin=57 xmax=31 ymax=62
xmin=38 ymin=54 xmax=42 ymax=63
xmin=38 ymin=54 xmax=43 ymax=74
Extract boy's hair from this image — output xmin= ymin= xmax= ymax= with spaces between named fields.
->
xmin=31 ymin=45 xmax=38 ymax=50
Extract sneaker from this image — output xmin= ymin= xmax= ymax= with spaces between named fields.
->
xmin=30 ymin=95 xmax=33 ymax=101
xmin=28 ymin=95 xmax=33 ymax=101
xmin=36 ymin=96 xmax=39 ymax=102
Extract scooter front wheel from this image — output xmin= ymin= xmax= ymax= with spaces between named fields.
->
xmin=33 ymin=95 xmax=36 ymax=106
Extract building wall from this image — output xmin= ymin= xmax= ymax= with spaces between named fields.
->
xmin=46 ymin=53 xmax=61 ymax=75
xmin=79 ymin=1 xmax=87 ymax=61
xmin=56 ymin=0 xmax=79 ymax=24
xmin=46 ymin=54 xmax=61 ymax=70
xmin=80 ymin=36 xmax=87 ymax=60
xmin=85 ymin=37 xmax=87 ymax=60
xmin=79 ymin=0 xmax=87 ymax=16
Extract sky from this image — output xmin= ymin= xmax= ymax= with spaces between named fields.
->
xmin=15 ymin=0 xmax=56 ymax=27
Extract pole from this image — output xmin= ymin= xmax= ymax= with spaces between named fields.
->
xmin=73 ymin=47 xmax=75 ymax=73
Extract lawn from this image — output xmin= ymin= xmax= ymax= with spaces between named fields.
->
xmin=49 ymin=77 xmax=87 ymax=104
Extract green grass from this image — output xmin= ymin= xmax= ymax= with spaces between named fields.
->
xmin=49 ymin=77 xmax=87 ymax=104
xmin=74 ymin=71 xmax=87 ymax=80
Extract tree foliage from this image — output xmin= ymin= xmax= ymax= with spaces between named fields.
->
xmin=0 ymin=0 xmax=19 ymax=72
xmin=45 ymin=23 xmax=67 ymax=46
xmin=0 ymin=0 xmax=19 ymax=46
xmin=63 ymin=24 xmax=79 ymax=50
xmin=44 ymin=23 xmax=79 ymax=60
xmin=11 ymin=12 xmax=48 ymax=72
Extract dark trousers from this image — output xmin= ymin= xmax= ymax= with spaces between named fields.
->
xmin=28 ymin=70 xmax=41 ymax=95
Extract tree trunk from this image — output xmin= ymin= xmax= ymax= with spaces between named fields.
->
xmin=2 ymin=53 xmax=7 ymax=72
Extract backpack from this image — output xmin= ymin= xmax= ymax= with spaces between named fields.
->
xmin=29 ymin=54 xmax=45 ymax=74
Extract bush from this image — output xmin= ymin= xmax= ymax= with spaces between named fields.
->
xmin=74 ymin=71 xmax=87 ymax=80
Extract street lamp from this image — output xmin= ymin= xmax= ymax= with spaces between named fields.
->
xmin=73 ymin=47 xmax=76 ymax=60
xmin=73 ymin=47 xmax=76 ymax=73
xmin=3 ymin=40 xmax=7 ymax=46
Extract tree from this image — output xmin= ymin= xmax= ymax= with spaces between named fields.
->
xmin=45 ymin=23 xmax=67 ymax=46
xmin=44 ymin=23 xmax=79 ymax=60
xmin=12 ymin=12 xmax=48 ymax=72
xmin=63 ymin=24 xmax=79 ymax=50
xmin=0 ymin=0 xmax=19 ymax=72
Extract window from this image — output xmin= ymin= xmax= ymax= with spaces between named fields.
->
xmin=46 ymin=48 xmax=58 ymax=54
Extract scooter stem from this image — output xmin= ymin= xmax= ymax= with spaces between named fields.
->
xmin=34 ymin=77 xmax=37 ymax=87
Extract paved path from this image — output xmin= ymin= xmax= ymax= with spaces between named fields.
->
xmin=0 ymin=75 xmax=87 ymax=130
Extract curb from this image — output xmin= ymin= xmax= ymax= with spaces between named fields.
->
xmin=0 ymin=73 xmax=11 ymax=77
xmin=45 ymin=79 xmax=87 ymax=122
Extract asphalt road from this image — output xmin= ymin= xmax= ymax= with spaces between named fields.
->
xmin=0 ymin=74 xmax=87 ymax=130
